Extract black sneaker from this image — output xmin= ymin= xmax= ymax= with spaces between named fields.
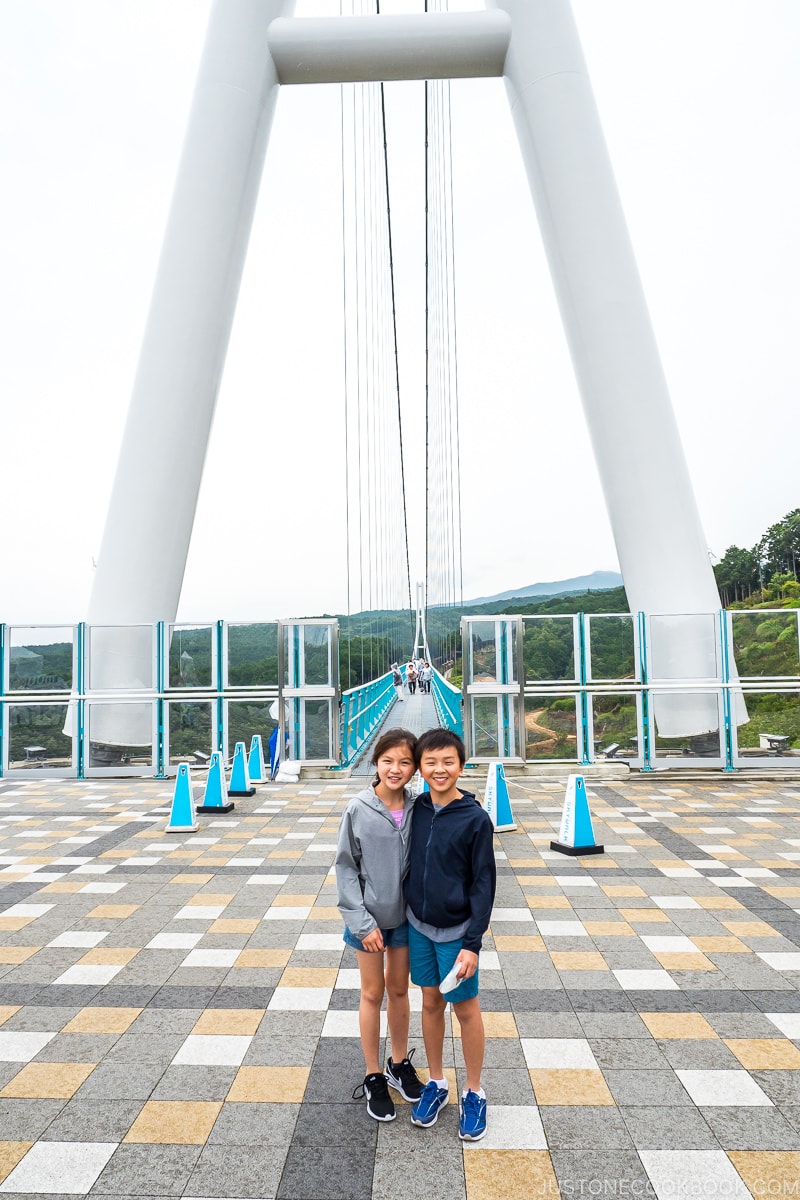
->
xmin=353 ymin=1072 xmax=396 ymax=1121
xmin=386 ymin=1048 xmax=425 ymax=1102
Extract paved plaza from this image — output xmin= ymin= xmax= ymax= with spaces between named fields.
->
xmin=1 ymin=770 xmax=800 ymax=1198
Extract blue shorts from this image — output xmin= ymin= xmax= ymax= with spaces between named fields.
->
xmin=343 ymin=921 xmax=409 ymax=952
xmin=408 ymin=923 xmax=479 ymax=1002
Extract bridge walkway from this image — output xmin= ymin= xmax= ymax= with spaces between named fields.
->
xmin=351 ymin=689 xmax=441 ymax=775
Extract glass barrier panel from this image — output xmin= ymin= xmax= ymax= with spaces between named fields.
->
xmin=470 ymin=695 xmax=499 ymax=757
xmin=729 ymin=611 xmax=800 ymax=678
xmin=648 ymin=614 xmax=719 ymax=682
xmin=650 ymin=692 xmax=722 ymax=759
xmin=303 ymin=625 xmax=332 ymax=687
xmin=467 ymin=621 xmax=517 ymax=685
xmin=226 ymin=699 xmax=276 ymax=761
xmin=733 ymin=691 xmax=800 ymax=759
xmin=167 ymin=702 xmax=213 ymax=767
xmin=587 ymin=615 xmax=636 ymax=682
xmin=292 ymin=697 xmax=334 ymax=760
xmin=590 ymin=693 xmax=640 ymax=760
xmin=86 ymin=702 xmax=154 ymax=767
xmin=227 ymin=623 xmax=279 ymax=688
xmin=523 ymin=617 xmax=576 ymax=683
xmin=87 ymin=626 xmax=154 ymax=691
xmin=6 ymin=702 xmax=74 ymax=769
xmin=6 ymin=626 xmax=74 ymax=692
xmin=524 ymin=695 xmax=578 ymax=760
xmin=168 ymin=625 xmax=214 ymax=689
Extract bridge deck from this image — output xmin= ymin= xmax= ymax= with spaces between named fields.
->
xmin=0 ymin=773 xmax=799 ymax=1197
xmin=351 ymin=691 xmax=441 ymax=775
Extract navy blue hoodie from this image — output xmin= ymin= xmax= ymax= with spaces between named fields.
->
xmin=405 ymin=790 xmax=496 ymax=954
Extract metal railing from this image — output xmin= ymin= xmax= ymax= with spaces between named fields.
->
xmin=431 ymin=668 xmax=463 ymax=736
xmin=339 ymin=670 xmax=396 ymax=767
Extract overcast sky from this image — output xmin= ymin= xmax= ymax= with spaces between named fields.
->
xmin=1 ymin=1 xmax=799 ymax=625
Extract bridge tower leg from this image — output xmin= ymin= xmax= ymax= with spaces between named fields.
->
xmin=87 ymin=0 xmax=293 ymax=628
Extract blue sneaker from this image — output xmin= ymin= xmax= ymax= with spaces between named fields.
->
xmin=459 ymin=1089 xmax=487 ymax=1141
xmin=411 ymin=1079 xmax=449 ymax=1127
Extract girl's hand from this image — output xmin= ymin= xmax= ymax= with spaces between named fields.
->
xmin=361 ymin=928 xmax=385 ymax=953
xmin=454 ymin=949 xmax=478 ymax=979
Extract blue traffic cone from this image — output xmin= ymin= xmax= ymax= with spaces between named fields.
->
xmin=166 ymin=764 xmax=199 ymax=833
xmin=228 ymin=741 xmax=255 ymax=798
xmin=248 ymin=735 xmax=266 ymax=784
xmin=550 ymin=774 xmax=604 ymax=856
xmin=483 ymin=761 xmax=517 ymax=831
xmin=197 ymin=751 xmax=235 ymax=814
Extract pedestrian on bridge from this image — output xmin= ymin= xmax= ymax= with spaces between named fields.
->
xmin=335 ymin=727 xmax=425 ymax=1122
xmin=391 ymin=662 xmax=404 ymax=701
xmin=406 ymin=662 xmax=418 ymax=694
xmin=420 ymin=661 xmax=433 ymax=694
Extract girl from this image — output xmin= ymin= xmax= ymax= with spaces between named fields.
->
xmin=335 ymin=727 xmax=424 ymax=1121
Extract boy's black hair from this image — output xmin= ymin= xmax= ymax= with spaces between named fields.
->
xmin=414 ymin=728 xmax=466 ymax=768
xmin=370 ymin=727 xmax=417 ymax=785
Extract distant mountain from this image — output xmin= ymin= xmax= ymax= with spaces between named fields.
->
xmin=464 ymin=571 xmax=623 ymax=607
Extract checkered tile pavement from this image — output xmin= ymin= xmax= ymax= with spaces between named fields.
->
xmin=1 ymin=773 xmax=800 ymax=1197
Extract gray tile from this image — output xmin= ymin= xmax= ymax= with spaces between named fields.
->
xmin=705 ymin=1013 xmax=783 ymax=1038
xmin=187 ymin=1143 xmax=288 ymax=1199
xmin=702 ymin=1105 xmax=800 ymax=1150
xmin=749 ymin=1070 xmax=800 ymax=1105
xmin=590 ymin=1038 xmax=669 ymax=1071
xmin=620 ymin=1105 xmax=719 ymax=1150
xmin=90 ymin=1144 xmax=201 ymax=1195
xmin=551 ymin=1150 xmax=651 ymax=1195
xmin=35 ymin=1032 xmax=122 ymax=1061
xmin=75 ymin=1058 xmax=167 ymax=1100
xmin=577 ymin=1012 xmax=651 ymax=1039
xmin=151 ymin=1065 xmax=237 ymax=1100
xmin=127 ymin=1008 xmax=202 ymax=1035
xmin=242 ymin=1033 xmax=318 ymax=1066
xmin=513 ymin=1012 xmax=583 ymax=1038
xmin=304 ymin=1039 xmax=368 ymax=1103
xmin=604 ymin=1069 xmax=693 ymax=1107
xmin=2 ymin=1006 xmax=81 ymax=1031
xmin=0 ymin=1098 xmax=66 ymax=1139
xmin=373 ymin=1142 xmax=465 ymax=1200
xmin=208 ymin=1100 xmax=299 ymax=1145
xmin=540 ymin=1105 xmax=634 ymax=1149
xmin=290 ymin=1101 xmax=376 ymax=1148
xmin=41 ymin=1098 xmax=144 ymax=1142
xmin=657 ymin=1038 xmax=742 ymax=1070
xmin=459 ymin=1067 xmax=534 ymax=1105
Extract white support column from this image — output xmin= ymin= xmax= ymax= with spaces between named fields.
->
xmin=492 ymin=0 xmax=723 ymax=735
xmin=87 ymin=0 xmax=294 ymax=628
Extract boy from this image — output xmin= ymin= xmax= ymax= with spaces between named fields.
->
xmin=405 ymin=729 xmax=496 ymax=1141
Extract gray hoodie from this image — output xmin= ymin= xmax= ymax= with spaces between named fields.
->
xmin=335 ymin=783 xmax=415 ymax=940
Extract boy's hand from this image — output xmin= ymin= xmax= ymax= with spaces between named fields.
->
xmin=361 ymin=928 xmax=385 ymax=953
xmin=454 ymin=949 xmax=479 ymax=979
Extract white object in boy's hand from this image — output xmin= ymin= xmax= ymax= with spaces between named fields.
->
xmin=439 ymin=962 xmax=463 ymax=994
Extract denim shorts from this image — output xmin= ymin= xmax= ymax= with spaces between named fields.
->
xmin=343 ymin=920 xmax=409 ymax=952
xmin=408 ymin=923 xmax=479 ymax=1002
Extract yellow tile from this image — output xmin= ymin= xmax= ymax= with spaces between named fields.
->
xmin=551 ymin=952 xmax=609 ymax=971
xmin=1 ymin=1062 xmax=96 ymax=1099
xmin=0 ymin=1142 xmax=33 ymax=1185
xmin=691 ymin=936 xmax=750 ymax=954
xmin=227 ymin=1066 xmax=310 ymax=1103
xmin=192 ymin=857 xmax=230 ymax=866
xmin=582 ymin=922 xmax=635 ymax=938
xmin=724 ymin=1039 xmax=800 ymax=1070
xmin=271 ymin=894 xmax=317 ymax=906
xmin=235 ymin=948 xmax=292 ymax=969
xmin=0 ymin=1007 xmax=21 ymax=1028
xmin=452 ymin=1012 xmax=518 ymax=1039
xmin=464 ymin=1150 xmax=559 ymax=1200
xmin=166 ymin=851 xmax=198 ymax=859
xmin=0 ymin=947 xmax=38 ymax=965
xmin=526 ymin=895 xmax=572 ymax=909
xmin=764 ymin=886 xmax=800 ymax=898
xmin=508 ymin=860 xmax=544 ymax=868
xmin=169 ymin=873 xmax=214 ymax=885
xmin=78 ymin=947 xmax=139 ymax=966
xmin=730 ymin=1152 xmax=800 ymax=1196
xmin=640 ymin=1013 xmax=717 ymax=1040
xmin=494 ymin=936 xmax=545 ymax=953
xmin=619 ymin=909 xmax=671 ymax=924
xmin=187 ymin=894 xmax=233 ymax=906
xmin=209 ymin=918 xmax=259 ymax=935
xmin=722 ymin=920 xmax=780 ymax=938
xmin=100 ymin=848 xmax=132 ymax=858
xmin=0 ymin=918 xmax=33 ymax=931
xmin=38 ymin=882 xmax=84 ymax=894
xmin=63 ymin=1007 xmax=142 ymax=1034
xmin=309 ymin=907 xmax=340 ymax=920
xmin=124 ymin=1100 xmax=222 ymax=1144
xmin=86 ymin=905 xmax=140 ymax=920
xmin=192 ymin=1009 xmax=265 ymax=1036
xmin=279 ymin=967 xmax=338 ymax=988
xmin=268 ymin=850 xmax=304 ymax=859
xmin=654 ymin=952 xmax=717 ymax=971
xmin=530 ymin=1068 xmax=614 ymax=1106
